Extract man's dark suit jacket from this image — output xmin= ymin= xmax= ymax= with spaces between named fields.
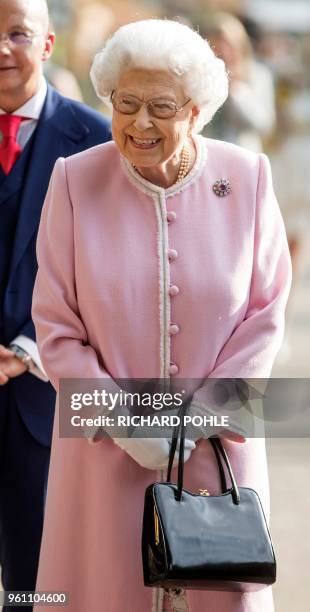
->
xmin=0 ymin=84 xmax=112 ymax=447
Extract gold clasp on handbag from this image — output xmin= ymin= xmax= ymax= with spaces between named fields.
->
xmin=198 ymin=489 xmax=210 ymax=496
xmin=154 ymin=507 xmax=160 ymax=545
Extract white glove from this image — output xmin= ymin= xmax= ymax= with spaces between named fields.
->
xmin=113 ymin=437 xmax=196 ymax=470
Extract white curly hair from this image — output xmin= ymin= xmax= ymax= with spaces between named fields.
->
xmin=90 ymin=19 xmax=229 ymax=133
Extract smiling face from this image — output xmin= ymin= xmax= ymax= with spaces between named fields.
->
xmin=0 ymin=0 xmax=54 ymax=110
xmin=112 ymin=68 xmax=199 ymax=168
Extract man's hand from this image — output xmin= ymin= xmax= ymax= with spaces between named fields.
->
xmin=0 ymin=345 xmax=27 ymax=385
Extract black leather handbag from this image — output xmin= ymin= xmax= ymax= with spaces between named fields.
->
xmin=142 ymin=412 xmax=276 ymax=592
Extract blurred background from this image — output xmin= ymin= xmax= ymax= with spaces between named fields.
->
xmin=44 ymin=0 xmax=310 ymax=609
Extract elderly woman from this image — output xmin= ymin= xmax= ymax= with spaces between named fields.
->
xmin=32 ymin=19 xmax=291 ymax=612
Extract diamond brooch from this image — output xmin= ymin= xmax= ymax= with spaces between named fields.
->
xmin=212 ymin=179 xmax=231 ymax=197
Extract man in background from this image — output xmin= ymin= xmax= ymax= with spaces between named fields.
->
xmin=0 ymin=0 xmax=111 ymax=605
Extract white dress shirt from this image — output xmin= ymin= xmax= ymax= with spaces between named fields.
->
xmin=0 ymin=76 xmax=49 ymax=382
xmin=0 ymin=75 xmax=47 ymax=146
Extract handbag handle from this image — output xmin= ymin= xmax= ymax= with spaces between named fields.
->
xmin=166 ymin=403 xmax=240 ymax=505
xmin=166 ymin=412 xmax=227 ymax=495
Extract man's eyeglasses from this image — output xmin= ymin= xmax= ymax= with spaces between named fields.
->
xmin=110 ymin=91 xmax=191 ymax=119
xmin=0 ymin=31 xmax=43 ymax=47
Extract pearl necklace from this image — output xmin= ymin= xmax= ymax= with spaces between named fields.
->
xmin=175 ymin=143 xmax=191 ymax=183
xmin=132 ymin=140 xmax=193 ymax=186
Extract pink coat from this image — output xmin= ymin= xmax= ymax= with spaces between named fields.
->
xmin=32 ymin=135 xmax=291 ymax=612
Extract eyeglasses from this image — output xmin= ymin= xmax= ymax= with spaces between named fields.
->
xmin=0 ymin=31 xmax=43 ymax=47
xmin=110 ymin=90 xmax=191 ymax=119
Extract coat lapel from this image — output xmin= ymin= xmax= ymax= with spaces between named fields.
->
xmin=9 ymin=85 xmax=90 ymax=279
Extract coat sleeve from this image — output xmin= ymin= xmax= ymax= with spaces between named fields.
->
xmin=189 ymin=153 xmax=292 ymax=428
xmin=31 ymin=157 xmax=122 ymax=439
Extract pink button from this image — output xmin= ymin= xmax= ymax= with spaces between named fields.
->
xmin=169 ymin=324 xmax=180 ymax=335
xmin=167 ymin=211 xmax=177 ymax=222
xmin=168 ymin=248 xmax=178 ymax=261
xmin=169 ymin=363 xmax=179 ymax=376
xmin=169 ymin=285 xmax=180 ymax=297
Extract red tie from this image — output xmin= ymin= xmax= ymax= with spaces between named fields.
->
xmin=0 ymin=114 xmax=23 ymax=175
